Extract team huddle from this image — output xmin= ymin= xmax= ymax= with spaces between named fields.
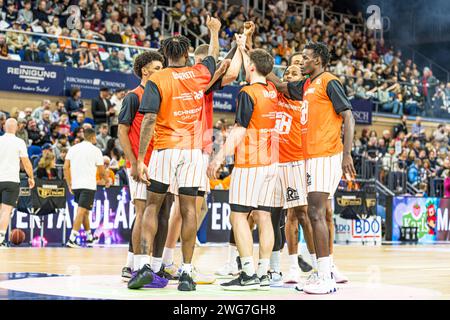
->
xmin=115 ymin=18 xmax=356 ymax=295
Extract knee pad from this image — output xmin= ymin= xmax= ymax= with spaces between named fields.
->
xmin=147 ymin=179 xmax=169 ymax=194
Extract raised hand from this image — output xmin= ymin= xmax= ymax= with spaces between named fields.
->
xmin=206 ymin=15 xmax=221 ymax=33
xmin=243 ymin=21 xmax=255 ymax=37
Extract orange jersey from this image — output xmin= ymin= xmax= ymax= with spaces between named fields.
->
xmin=288 ymin=72 xmax=351 ymax=159
xmin=276 ymin=93 xmax=304 ymax=163
xmin=139 ymin=57 xmax=215 ymax=150
xmin=234 ymin=82 xmax=279 ymax=168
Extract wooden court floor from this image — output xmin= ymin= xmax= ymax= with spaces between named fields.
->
xmin=0 ymin=244 xmax=449 ymax=299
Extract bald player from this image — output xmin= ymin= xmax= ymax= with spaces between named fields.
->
xmin=0 ymin=119 xmax=35 ymax=248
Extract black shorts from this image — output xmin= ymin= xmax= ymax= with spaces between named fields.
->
xmin=0 ymin=182 xmax=20 ymax=207
xmin=73 ymin=189 xmax=96 ymax=210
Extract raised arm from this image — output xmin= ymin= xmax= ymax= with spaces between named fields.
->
xmin=221 ymin=34 xmax=246 ymax=86
xmin=267 ymin=72 xmax=290 ymax=96
xmin=206 ymin=16 xmax=221 ymax=61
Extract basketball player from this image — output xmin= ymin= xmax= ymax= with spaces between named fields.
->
xmin=118 ymin=51 xmax=174 ymax=287
xmin=0 ymin=119 xmax=34 ymax=248
xmin=208 ymin=47 xmax=280 ymax=291
xmin=128 ymin=17 xmax=221 ymax=292
xmin=268 ymin=42 xmax=356 ymax=294
xmin=64 ymin=128 xmax=107 ymax=248
xmin=162 ymin=36 xmax=246 ymax=280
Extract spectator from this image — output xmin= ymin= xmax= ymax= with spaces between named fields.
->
xmin=37 ymin=152 xmax=58 ymax=180
xmin=70 ymin=112 xmax=86 ymax=133
xmin=393 ymin=115 xmax=408 ymax=138
xmin=91 ymin=87 xmax=113 ymax=125
xmin=51 ymin=101 xmax=67 ymax=123
xmin=7 ymin=22 xmax=30 ymax=52
xmin=0 ymin=34 xmax=11 ymax=60
xmin=106 ymin=48 xmax=121 ymax=71
xmin=105 ymin=23 xmax=123 ymax=44
xmin=411 ymin=117 xmax=426 ymax=141
xmin=96 ymin=123 xmax=112 ymax=152
xmin=0 ymin=112 xmax=6 ymax=136
xmin=96 ymin=155 xmax=115 ymax=186
xmin=60 ymin=44 xmax=74 ymax=67
xmin=433 ymin=124 xmax=448 ymax=144
xmin=65 ymin=87 xmax=86 ymax=120
xmin=408 ymin=159 xmax=421 ymax=187
xmin=31 ymin=100 xmax=51 ymax=122
xmin=52 ymin=134 xmax=70 ymax=160
xmin=33 ymin=0 xmax=50 ymax=27
xmin=24 ymin=42 xmax=41 ymax=62
xmin=18 ymin=0 xmax=34 ymax=25
xmin=16 ymin=118 xmax=29 ymax=146
xmin=56 ymin=147 xmax=68 ymax=165
xmin=382 ymin=146 xmax=399 ymax=172
xmin=146 ymin=18 xmax=161 ymax=47
xmin=32 ymin=142 xmax=53 ymax=168
xmin=109 ymin=88 xmax=125 ymax=137
xmin=38 ymin=110 xmax=52 ymax=138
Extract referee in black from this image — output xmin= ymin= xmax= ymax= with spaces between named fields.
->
xmin=0 ymin=118 xmax=35 ymax=248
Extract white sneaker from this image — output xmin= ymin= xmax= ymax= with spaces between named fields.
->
xmin=284 ymin=266 xmax=301 ymax=284
xmin=303 ymin=273 xmax=337 ymax=295
xmin=195 ymin=237 xmax=202 ymax=247
xmin=193 ymin=266 xmax=216 ymax=284
xmin=268 ymin=271 xmax=283 ymax=286
xmin=332 ymin=264 xmax=348 ymax=283
xmin=295 ymin=271 xmax=317 ymax=291
xmin=215 ymin=262 xmax=239 ymax=277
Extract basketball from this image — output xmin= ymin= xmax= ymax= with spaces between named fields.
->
xmin=10 ymin=229 xmax=26 ymax=246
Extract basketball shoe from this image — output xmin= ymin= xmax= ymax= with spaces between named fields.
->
xmin=268 ymin=270 xmax=283 ymax=286
xmin=66 ymin=239 xmax=81 ymax=248
xmin=258 ymin=274 xmax=271 ymax=291
xmin=121 ymin=267 xmax=132 ymax=282
xmin=303 ymin=273 xmax=337 ymax=294
xmin=178 ymin=272 xmax=196 ymax=291
xmin=221 ymin=272 xmax=260 ymax=291
xmin=284 ymin=265 xmax=301 ymax=284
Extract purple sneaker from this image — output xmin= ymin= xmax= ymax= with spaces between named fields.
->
xmin=130 ymin=270 xmax=169 ymax=289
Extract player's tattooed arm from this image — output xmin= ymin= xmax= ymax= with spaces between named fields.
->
xmin=137 ymin=113 xmax=157 ymax=183
xmin=341 ymin=110 xmax=357 ymax=178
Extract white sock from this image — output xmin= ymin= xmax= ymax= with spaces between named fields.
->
xmin=133 ymin=255 xmax=142 ymax=271
xmin=85 ymin=230 xmax=92 ymax=241
xmin=138 ymin=255 xmax=151 ymax=269
xmin=0 ymin=231 xmax=6 ymax=243
xmin=270 ymin=251 xmax=281 ymax=273
xmin=162 ymin=247 xmax=174 ymax=266
xmin=126 ymin=252 xmax=134 ymax=269
xmin=257 ymin=258 xmax=270 ymax=278
xmin=330 ymin=254 xmax=334 ymax=267
xmin=311 ymin=253 xmax=318 ymax=271
xmin=69 ymin=230 xmax=79 ymax=242
xmin=151 ymin=257 xmax=163 ymax=272
xmin=181 ymin=263 xmax=193 ymax=275
xmin=289 ymin=254 xmax=298 ymax=268
xmin=317 ymin=256 xmax=331 ymax=277
xmin=241 ymin=256 xmax=255 ymax=276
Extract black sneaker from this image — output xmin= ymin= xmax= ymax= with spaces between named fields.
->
xmin=258 ymin=274 xmax=270 ymax=291
xmin=66 ymin=239 xmax=80 ymax=248
xmin=298 ymin=255 xmax=313 ymax=273
xmin=157 ymin=265 xmax=176 ymax=280
xmin=221 ymin=272 xmax=260 ymax=291
xmin=128 ymin=264 xmax=154 ymax=289
xmin=121 ymin=267 xmax=132 ymax=282
xmin=86 ymin=235 xmax=99 ymax=247
xmin=0 ymin=241 xmax=8 ymax=249
xmin=236 ymin=256 xmax=242 ymax=272
xmin=178 ymin=272 xmax=196 ymax=291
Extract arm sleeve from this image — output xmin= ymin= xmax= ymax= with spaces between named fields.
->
xmin=287 ymin=80 xmax=305 ymax=101
xmin=199 ymin=56 xmax=216 ymax=79
xmin=326 ymin=79 xmax=352 ymax=114
xmin=139 ymin=80 xmax=161 ymax=114
xmin=205 ymin=77 xmax=223 ymax=95
xmin=235 ymin=91 xmax=254 ymax=128
xmin=118 ymin=93 xmax=140 ymax=125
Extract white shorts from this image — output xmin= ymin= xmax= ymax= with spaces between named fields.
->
xmin=306 ymin=153 xmax=343 ymax=196
xmin=168 ymin=153 xmax=210 ymax=195
xmin=149 ymin=149 xmax=205 ymax=189
xmin=127 ymin=168 xmax=147 ymax=202
xmin=277 ymin=161 xmax=308 ymax=209
xmin=229 ymin=163 xmax=279 ymax=211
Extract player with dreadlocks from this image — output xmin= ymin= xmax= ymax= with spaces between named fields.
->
xmin=118 ymin=51 xmax=175 ymax=287
xmin=128 ymin=16 xmax=222 ymax=292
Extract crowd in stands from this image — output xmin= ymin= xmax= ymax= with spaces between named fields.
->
xmin=355 ymin=115 xmax=450 ymax=197
xmin=0 ymin=0 xmax=448 ymax=118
